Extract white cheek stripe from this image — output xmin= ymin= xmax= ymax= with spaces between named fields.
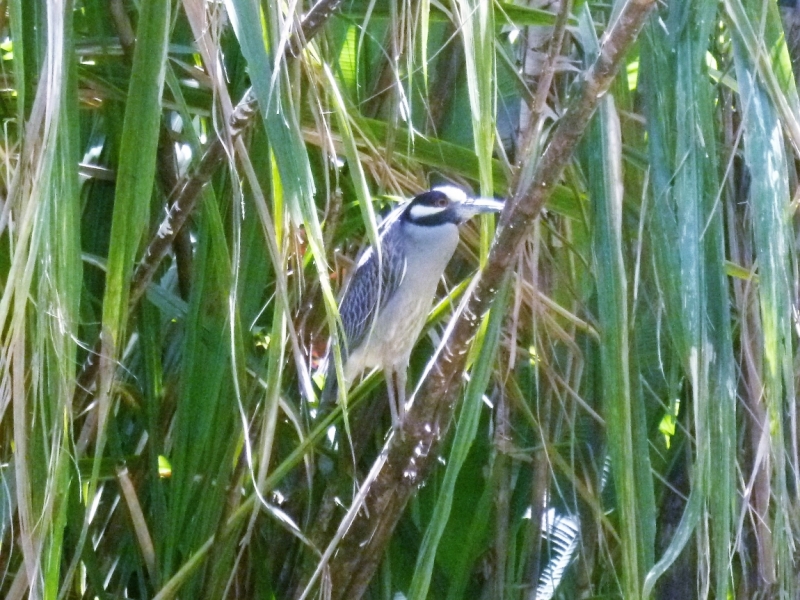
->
xmin=408 ymin=204 xmax=446 ymax=219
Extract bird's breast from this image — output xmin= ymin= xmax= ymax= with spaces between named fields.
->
xmin=345 ymin=226 xmax=460 ymax=376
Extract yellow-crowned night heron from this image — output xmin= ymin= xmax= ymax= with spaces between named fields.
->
xmin=320 ymin=185 xmax=503 ymax=428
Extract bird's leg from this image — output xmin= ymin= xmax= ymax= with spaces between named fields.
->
xmin=396 ymin=368 xmax=407 ymax=425
xmin=386 ymin=370 xmax=400 ymax=430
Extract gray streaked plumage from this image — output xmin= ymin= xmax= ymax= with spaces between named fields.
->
xmin=320 ymin=185 xmax=503 ymax=427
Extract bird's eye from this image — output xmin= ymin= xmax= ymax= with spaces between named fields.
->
xmin=435 ymin=196 xmax=448 ymax=207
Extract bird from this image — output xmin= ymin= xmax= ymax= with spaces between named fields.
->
xmin=319 ymin=185 xmax=504 ymax=429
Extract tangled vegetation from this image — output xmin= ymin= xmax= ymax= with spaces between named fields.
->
xmin=1 ymin=0 xmax=800 ymax=598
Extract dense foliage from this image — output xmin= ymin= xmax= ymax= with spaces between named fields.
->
xmin=1 ymin=0 xmax=799 ymax=598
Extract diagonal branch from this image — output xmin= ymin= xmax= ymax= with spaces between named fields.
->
xmin=74 ymin=0 xmax=344 ymax=415
xmin=323 ymin=0 xmax=657 ymax=597
xmin=128 ymin=0 xmax=346 ymax=312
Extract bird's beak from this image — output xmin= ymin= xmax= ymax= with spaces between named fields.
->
xmin=458 ymin=196 xmax=505 ymax=218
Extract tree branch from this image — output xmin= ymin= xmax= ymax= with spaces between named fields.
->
xmin=74 ymin=0 xmax=344 ymax=419
xmin=324 ymin=0 xmax=656 ymax=596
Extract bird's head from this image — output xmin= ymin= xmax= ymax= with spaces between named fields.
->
xmin=402 ymin=185 xmax=504 ymax=226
